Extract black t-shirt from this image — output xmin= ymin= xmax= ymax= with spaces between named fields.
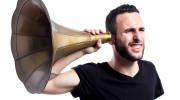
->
xmin=71 ymin=60 xmax=164 ymax=100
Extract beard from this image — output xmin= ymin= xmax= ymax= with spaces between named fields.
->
xmin=114 ymin=36 xmax=145 ymax=62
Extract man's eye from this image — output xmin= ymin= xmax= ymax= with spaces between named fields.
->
xmin=125 ymin=28 xmax=134 ymax=33
xmin=139 ymin=28 xmax=145 ymax=32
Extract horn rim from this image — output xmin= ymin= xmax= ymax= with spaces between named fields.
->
xmin=11 ymin=0 xmax=52 ymax=93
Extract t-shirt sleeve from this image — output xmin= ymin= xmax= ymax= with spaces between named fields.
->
xmin=154 ymin=72 xmax=164 ymax=99
xmin=142 ymin=60 xmax=164 ymax=99
xmin=71 ymin=63 xmax=97 ymax=98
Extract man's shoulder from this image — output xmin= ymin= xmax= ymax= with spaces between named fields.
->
xmin=139 ymin=60 xmax=155 ymax=66
xmin=139 ymin=60 xmax=156 ymax=71
xmin=72 ymin=62 xmax=106 ymax=71
xmin=72 ymin=62 xmax=107 ymax=82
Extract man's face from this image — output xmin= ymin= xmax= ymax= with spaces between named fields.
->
xmin=113 ymin=12 xmax=145 ymax=62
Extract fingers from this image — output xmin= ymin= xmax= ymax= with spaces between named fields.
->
xmin=96 ymin=39 xmax=102 ymax=48
xmin=99 ymin=29 xmax=103 ymax=33
xmin=83 ymin=29 xmax=102 ymax=54
xmin=83 ymin=39 xmax=101 ymax=54
xmin=84 ymin=29 xmax=102 ymax=48
xmin=84 ymin=29 xmax=103 ymax=35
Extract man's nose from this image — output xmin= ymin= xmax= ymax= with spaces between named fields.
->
xmin=133 ymin=30 xmax=141 ymax=42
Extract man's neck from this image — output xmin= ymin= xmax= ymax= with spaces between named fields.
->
xmin=108 ymin=55 xmax=139 ymax=77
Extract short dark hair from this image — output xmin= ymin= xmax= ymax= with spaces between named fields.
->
xmin=105 ymin=4 xmax=139 ymax=35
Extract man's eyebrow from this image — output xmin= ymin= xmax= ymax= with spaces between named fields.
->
xmin=124 ymin=28 xmax=135 ymax=33
xmin=124 ymin=27 xmax=145 ymax=33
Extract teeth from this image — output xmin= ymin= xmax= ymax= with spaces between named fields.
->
xmin=131 ymin=44 xmax=141 ymax=49
xmin=133 ymin=46 xmax=140 ymax=49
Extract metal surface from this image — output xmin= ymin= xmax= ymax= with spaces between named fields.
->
xmin=11 ymin=0 xmax=111 ymax=93
xmin=51 ymin=21 xmax=111 ymax=64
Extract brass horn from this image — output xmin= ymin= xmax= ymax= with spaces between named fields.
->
xmin=11 ymin=0 xmax=111 ymax=93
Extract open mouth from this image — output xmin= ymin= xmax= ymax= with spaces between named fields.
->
xmin=129 ymin=43 xmax=143 ymax=52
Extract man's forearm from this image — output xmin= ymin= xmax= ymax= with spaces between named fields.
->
xmin=51 ymin=50 xmax=86 ymax=74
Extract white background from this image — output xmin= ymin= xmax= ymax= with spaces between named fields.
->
xmin=0 ymin=0 xmax=180 ymax=99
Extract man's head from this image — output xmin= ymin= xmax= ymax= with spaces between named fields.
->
xmin=106 ymin=4 xmax=145 ymax=62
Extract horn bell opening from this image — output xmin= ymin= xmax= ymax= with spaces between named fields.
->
xmin=11 ymin=0 xmax=52 ymax=93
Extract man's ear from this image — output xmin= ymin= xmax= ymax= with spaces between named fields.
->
xmin=109 ymin=35 xmax=115 ymax=45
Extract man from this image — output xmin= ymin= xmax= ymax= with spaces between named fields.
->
xmin=43 ymin=4 xmax=164 ymax=100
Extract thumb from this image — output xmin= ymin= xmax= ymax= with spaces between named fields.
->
xmin=94 ymin=39 xmax=102 ymax=50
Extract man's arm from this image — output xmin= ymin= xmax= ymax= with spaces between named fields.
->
xmin=42 ymin=29 xmax=103 ymax=94
xmin=43 ymin=69 xmax=80 ymax=94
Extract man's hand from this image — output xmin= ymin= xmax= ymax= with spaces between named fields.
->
xmin=82 ymin=29 xmax=103 ymax=54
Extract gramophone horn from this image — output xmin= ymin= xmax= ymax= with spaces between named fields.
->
xmin=11 ymin=0 xmax=111 ymax=93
